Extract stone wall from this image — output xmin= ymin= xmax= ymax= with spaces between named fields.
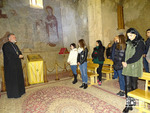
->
xmin=124 ymin=0 xmax=150 ymax=39
xmin=76 ymin=0 xmax=103 ymax=55
xmin=101 ymin=0 xmax=126 ymax=47
xmin=87 ymin=0 xmax=103 ymax=55
xmin=0 ymin=0 xmax=150 ymax=78
xmin=75 ymin=0 xmax=89 ymax=46
xmin=101 ymin=0 xmax=150 ymax=46
xmin=0 ymin=0 xmax=79 ymax=76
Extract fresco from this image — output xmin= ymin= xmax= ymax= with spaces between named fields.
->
xmin=45 ymin=6 xmax=59 ymax=47
xmin=33 ymin=1 xmax=63 ymax=48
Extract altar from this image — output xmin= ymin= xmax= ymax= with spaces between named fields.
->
xmin=27 ymin=54 xmax=44 ymax=84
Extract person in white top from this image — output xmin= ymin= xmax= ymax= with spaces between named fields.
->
xmin=67 ymin=43 xmax=78 ymax=84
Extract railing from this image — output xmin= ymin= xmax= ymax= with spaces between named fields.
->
xmin=45 ymin=61 xmax=70 ymax=80
xmin=1 ymin=61 xmax=70 ymax=92
xmin=1 ymin=62 xmax=48 ymax=92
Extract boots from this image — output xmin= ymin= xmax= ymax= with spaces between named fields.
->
xmin=123 ymin=106 xmax=133 ymax=113
xmin=79 ymin=83 xmax=85 ymax=88
xmin=84 ymin=84 xmax=88 ymax=89
xmin=72 ymin=74 xmax=77 ymax=84
xmin=122 ymin=97 xmax=136 ymax=113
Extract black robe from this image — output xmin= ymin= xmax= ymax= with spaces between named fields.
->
xmin=2 ymin=41 xmax=25 ymax=98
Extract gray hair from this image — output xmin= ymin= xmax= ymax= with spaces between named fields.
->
xmin=7 ymin=33 xmax=14 ymax=39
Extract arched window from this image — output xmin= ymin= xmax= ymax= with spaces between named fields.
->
xmin=29 ymin=0 xmax=43 ymax=9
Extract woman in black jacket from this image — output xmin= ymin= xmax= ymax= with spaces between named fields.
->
xmin=77 ymin=39 xmax=88 ymax=89
xmin=113 ymin=35 xmax=126 ymax=97
xmin=92 ymin=40 xmax=105 ymax=86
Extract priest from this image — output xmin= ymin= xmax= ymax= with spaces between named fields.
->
xmin=2 ymin=33 xmax=25 ymax=98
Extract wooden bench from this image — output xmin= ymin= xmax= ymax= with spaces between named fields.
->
xmin=102 ymin=59 xmax=114 ymax=81
xmin=78 ymin=62 xmax=99 ymax=87
xmin=87 ymin=58 xmax=114 ymax=81
xmin=87 ymin=58 xmax=93 ymax=63
xmin=128 ymin=72 xmax=150 ymax=113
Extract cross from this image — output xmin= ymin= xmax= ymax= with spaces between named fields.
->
xmin=0 ymin=9 xmax=8 ymax=18
xmin=36 ymin=69 xmax=39 ymax=72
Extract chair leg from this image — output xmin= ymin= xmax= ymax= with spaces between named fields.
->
xmin=106 ymin=73 xmax=109 ymax=80
xmin=145 ymin=102 xmax=148 ymax=109
xmin=110 ymin=73 xmax=112 ymax=80
xmin=90 ymin=76 xmax=94 ymax=85
xmin=138 ymin=100 xmax=144 ymax=113
xmin=95 ymin=76 xmax=97 ymax=84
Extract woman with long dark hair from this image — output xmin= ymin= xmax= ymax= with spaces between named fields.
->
xmin=122 ymin=28 xmax=145 ymax=113
xmin=92 ymin=40 xmax=105 ymax=86
xmin=77 ymin=39 xmax=88 ymax=89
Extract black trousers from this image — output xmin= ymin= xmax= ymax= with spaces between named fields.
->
xmin=125 ymin=76 xmax=138 ymax=97
xmin=97 ymin=64 xmax=103 ymax=81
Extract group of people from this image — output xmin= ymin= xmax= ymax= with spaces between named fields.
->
xmin=67 ymin=28 xmax=149 ymax=113
xmin=2 ymin=28 xmax=150 ymax=113
xmin=67 ymin=39 xmax=89 ymax=89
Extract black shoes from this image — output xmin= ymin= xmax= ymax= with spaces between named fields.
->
xmin=116 ymin=91 xmax=125 ymax=97
xmin=79 ymin=83 xmax=85 ymax=88
xmin=79 ymin=83 xmax=88 ymax=89
xmin=84 ymin=84 xmax=88 ymax=89
xmin=123 ymin=97 xmax=136 ymax=113
xmin=72 ymin=74 xmax=78 ymax=84
xmin=72 ymin=79 xmax=77 ymax=84
xmin=123 ymin=106 xmax=133 ymax=113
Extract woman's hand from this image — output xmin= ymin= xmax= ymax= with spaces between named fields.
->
xmin=122 ymin=62 xmax=127 ymax=67
xmin=78 ymin=62 xmax=80 ymax=65
xmin=19 ymin=55 xmax=24 ymax=59
xmin=148 ymin=60 xmax=150 ymax=63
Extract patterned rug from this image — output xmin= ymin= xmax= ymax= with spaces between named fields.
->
xmin=0 ymin=77 xmax=140 ymax=113
xmin=23 ymin=86 xmax=120 ymax=113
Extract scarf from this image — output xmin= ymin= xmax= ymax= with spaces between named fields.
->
xmin=78 ymin=47 xmax=83 ymax=53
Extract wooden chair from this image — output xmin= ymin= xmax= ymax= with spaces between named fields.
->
xmin=87 ymin=58 xmax=93 ymax=63
xmin=102 ymin=59 xmax=114 ymax=81
xmin=78 ymin=62 xmax=99 ymax=87
xmin=128 ymin=72 xmax=150 ymax=113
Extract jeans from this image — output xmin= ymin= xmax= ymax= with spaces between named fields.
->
xmin=143 ymin=57 xmax=149 ymax=72
xmin=97 ymin=64 xmax=103 ymax=81
xmin=116 ymin=70 xmax=125 ymax=91
xmin=113 ymin=70 xmax=118 ymax=79
xmin=71 ymin=65 xmax=77 ymax=75
xmin=79 ymin=62 xmax=88 ymax=84
xmin=125 ymin=76 xmax=138 ymax=97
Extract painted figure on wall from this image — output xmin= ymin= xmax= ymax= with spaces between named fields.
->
xmin=45 ymin=6 xmax=59 ymax=47
xmin=0 ymin=9 xmax=8 ymax=18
